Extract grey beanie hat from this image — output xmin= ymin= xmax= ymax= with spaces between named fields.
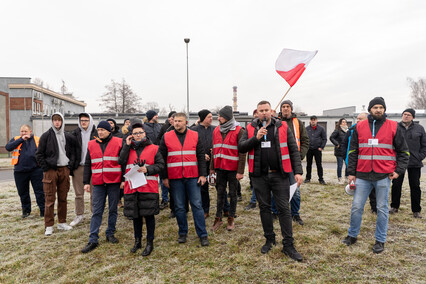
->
xmin=219 ymin=105 xmax=233 ymax=121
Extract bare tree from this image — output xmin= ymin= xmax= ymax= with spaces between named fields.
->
xmin=159 ymin=107 xmax=168 ymax=116
xmin=142 ymin=101 xmax=160 ymax=112
xmin=408 ymin=77 xmax=426 ymax=109
xmin=99 ymin=79 xmax=142 ymax=113
xmin=32 ymin=78 xmax=44 ymax=87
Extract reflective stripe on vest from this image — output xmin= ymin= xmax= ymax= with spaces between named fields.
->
xmin=356 ymin=119 xmax=397 ymax=173
xmin=164 ymin=130 xmax=199 ymax=179
xmin=88 ymin=137 xmax=122 ymax=185
xmin=212 ymin=126 xmax=241 ymax=171
xmin=124 ymin=144 xmax=159 ymax=194
xmin=292 ymin=118 xmax=301 ymax=151
xmin=11 ymin=136 xmax=40 ymax=166
xmin=246 ymin=122 xmax=292 ymax=174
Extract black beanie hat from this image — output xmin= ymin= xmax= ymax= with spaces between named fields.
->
xmin=146 ymin=110 xmax=157 ymax=121
xmin=198 ymin=109 xmax=211 ymax=122
xmin=280 ymin=100 xmax=293 ymax=110
xmin=168 ymin=111 xmax=177 ymax=118
xmin=368 ymin=97 xmax=386 ymax=112
xmin=403 ymin=108 xmax=415 ymax=118
xmin=97 ymin=121 xmax=111 ymax=132
xmin=219 ymin=105 xmax=233 ymax=121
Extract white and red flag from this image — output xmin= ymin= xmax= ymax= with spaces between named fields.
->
xmin=275 ymin=48 xmax=318 ymax=87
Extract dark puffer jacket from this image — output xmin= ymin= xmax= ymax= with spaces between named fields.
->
xmin=398 ymin=121 xmax=426 ymax=168
xmin=330 ymin=128 xmax=348 ymax=157
xmin=238 ymin=117 xmax=303 ymax=177
xmin=118 ymin=138 xmax=165 ymax=218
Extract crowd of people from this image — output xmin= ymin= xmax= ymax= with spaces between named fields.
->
xmin=5 ymin=97 xmax=425 ymax=260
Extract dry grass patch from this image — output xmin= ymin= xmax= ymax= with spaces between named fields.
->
xmin=0 ymin=169 xmax=425 ymax=283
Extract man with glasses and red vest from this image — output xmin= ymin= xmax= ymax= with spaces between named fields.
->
xmin=210 ymin=106 xmax=246 ymax=231
xmin=160 ymin=112 xmax=209 ymax=247
xmin=81 ymin=121 xmax=125 ymax=253
xmin=343 ymin=97 xmax=409 ymax=254
xmin=238 ymin=101 xmax=304 ymax=261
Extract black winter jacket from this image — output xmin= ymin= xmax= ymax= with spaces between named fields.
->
xmin=306 ymin=124 xmax=327 ymax=150
xmin=35 ymin=128 xmax=76 ymax=172
xmin=118 ymin=138 xmax=165 ymax=218
xmin=238 ymin=117 xmax=303 ymax=177
xmin=347 ymin=115 xmax=409 ymax=180
xmin=397 ymin=121 xmax=426 ymax=168
xmin=71 ymin=125 xmax=97 ymax=169
xmin=330 ymin=128 xmax=348 ymax=157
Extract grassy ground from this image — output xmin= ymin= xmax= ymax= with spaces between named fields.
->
xmin=0 ymin=169 xmax=425 ymax=283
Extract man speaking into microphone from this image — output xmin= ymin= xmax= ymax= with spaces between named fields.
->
xmin=238 ymin=100 xmax=304 ymax=261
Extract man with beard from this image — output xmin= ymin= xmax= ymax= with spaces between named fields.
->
xmin=343 ymin=97 xmax=409 ymax=254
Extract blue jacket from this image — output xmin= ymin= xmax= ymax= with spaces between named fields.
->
xmin=5 ymin=135 xmax=40 ymax=172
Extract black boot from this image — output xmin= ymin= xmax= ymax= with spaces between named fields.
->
xmin=130 ymin=238 xmax=142 ymax=253
xmin=142 ymin=239 xmax=154 ymax=256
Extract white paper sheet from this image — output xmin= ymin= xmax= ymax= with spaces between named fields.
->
xmin=289 ymin=183 xmax=297 ymax=202
xmin=124 ymin=165 xmax=147 ymax=189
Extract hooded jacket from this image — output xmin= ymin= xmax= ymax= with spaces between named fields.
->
xmin=35 ymin=112 xmax=76 ymax=172
xmin=107 ymin=118 xmax=123 ymax=138
xmin=71 ymin=113 xmax=97 ymax=169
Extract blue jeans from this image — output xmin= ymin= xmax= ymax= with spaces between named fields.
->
xmin=348 ymin=177 xmax=391 ymax=243
xmin=89 ymin=183 xmax=120 ymax=243
xmin=170 ymin=178 xmax=208 ymax=238
xmin=160 ymin=178 xmax=169 ymax=203
xmin=336 ymin=156 xmax=348 ymax=178
xmin=250 ymin=185 xmax=257 ymax=204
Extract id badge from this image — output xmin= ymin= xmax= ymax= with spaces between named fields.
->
xmin=368 ymin=139 xmax=379 ymax=146
xmin=261 ymin=141 xmax=271 ymax=148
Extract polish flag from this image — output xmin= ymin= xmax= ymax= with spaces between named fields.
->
xmin=275 ymin=48 xmax=318 ymax=87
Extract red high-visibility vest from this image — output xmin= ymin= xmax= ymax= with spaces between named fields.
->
xmin=165 ymin=129 xmax=199 ymax=179
xmin=11 ymin=136 xmax=40 ymax=165
xmin=88 ymin=137 xmax=122 ymax=185
xmin=124 ymin=144 xmax=159 ymax=194
xmin=212 ymin=125 xmax=241 ymax=171
xmin=246 ymin=122 xmax=292 ymax=173
xmin=356 ymin=119 xmax=397 ymax=173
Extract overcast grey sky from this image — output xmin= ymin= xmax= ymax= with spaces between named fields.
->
xmin=2 ymin=0 xmax=426 ymax=115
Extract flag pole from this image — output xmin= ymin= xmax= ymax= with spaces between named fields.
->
xmin=274 ymin=86 xmax=292 ymax=112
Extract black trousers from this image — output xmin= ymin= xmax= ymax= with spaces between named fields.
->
xmin=133 ymin=215 xmax=155 ymax=240
xmin=200 ymin=180 xmax=210 ymax=213
xmin=251 ymin=172 xmax=293 ymax=246
xmin=14 ymin=168 xmax=45 ymax=214
xmin=216 ymin=169 xmax=238 ymax=218
xmin=306 ymin=149 xmax=324 ymax=181
xmin=391 ymin=167 xmax=422 ymax=213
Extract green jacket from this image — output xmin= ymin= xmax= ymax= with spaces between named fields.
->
xmin=281 ymin=113 xmax=309 ymax=160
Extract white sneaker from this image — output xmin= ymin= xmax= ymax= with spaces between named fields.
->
xmin=57 ymin=223 xmax=73 ymax=231
xmin=70 ymin=215 xmax=84 ymax=227
xmin=45 ymin=226 xmax=54 ymax=236
xmin=338 ymin=178 xmax=343 ymax=185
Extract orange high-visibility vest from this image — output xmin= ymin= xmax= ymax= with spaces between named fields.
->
xmin=165 ymin=130 xmax=199 ymax=179
xmin=88 ymin=137 xmax=123 ymax=185
xmin=212 ymin=126 xmax=241 ymax=171
xmin=124 ymin=144 xmax=159 ymax=194
xmin=11 ymin=136 xmax=40 ymax=166
xmin=356 ymin=119 xmax=397 ymax=173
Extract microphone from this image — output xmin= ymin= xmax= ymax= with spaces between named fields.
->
xmin=262 ymin=117 xmax=267 ymax=141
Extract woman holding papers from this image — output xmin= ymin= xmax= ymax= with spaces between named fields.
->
xmin=118 ymin=123 xmax=165 ymax=256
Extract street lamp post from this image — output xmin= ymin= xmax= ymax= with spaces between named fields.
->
xmin=184 ymin=38 xmax=190 ymax=116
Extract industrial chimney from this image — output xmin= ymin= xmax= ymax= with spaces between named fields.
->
xmin=233 ymin=86 xmax=238 ymax=112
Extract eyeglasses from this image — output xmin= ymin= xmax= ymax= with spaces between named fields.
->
xmin=132 ymin=132 xmax=145 ymax=136
xmin=80 ymin=120 xmax=90 ymax=123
